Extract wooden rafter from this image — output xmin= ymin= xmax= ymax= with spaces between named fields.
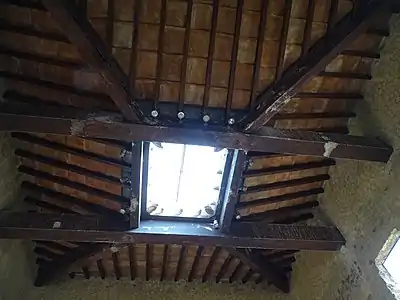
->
xmin=0 ymin=103 xmax=392 ymax=162
xmin=239 ymin=1 xmax=391 ymax=132
xmin=41 ymin=0 xmax=146 ymax=123
xmin=230 ymin=249 xmax=290 ymax=293
xmin=0 ymin=212 xmax=345 ymax=251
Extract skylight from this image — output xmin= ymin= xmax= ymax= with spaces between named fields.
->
xmin=384 ymin=238 xmax=400 ymax=283
xmin=376 ymin=229 xmax=400 ymax=300
xmin=144 ymin=142 xmax=228 ymax=219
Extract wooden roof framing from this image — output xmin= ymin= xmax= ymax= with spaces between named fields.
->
xmin=0 ymin=0 xmax=396 ymax=294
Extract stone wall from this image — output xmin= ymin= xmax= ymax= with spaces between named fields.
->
xmin=0 ymin=132 xmax=34 ymax=300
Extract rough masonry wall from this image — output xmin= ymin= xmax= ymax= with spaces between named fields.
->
xmin=0 ymin=131 xmax=34 ymax=300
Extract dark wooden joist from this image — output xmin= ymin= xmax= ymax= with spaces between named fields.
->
xmin=15 ymin=149 xmax=124 ymax=186
xmin=225 ymin=0 xmax=244 ymax=120
xmin=41 ymin=0 xmax=145 ymax=122
xmin=301 ymin=0 xmax=316 ymax=56
xmin=231 ymin=248 xmax=290 ymax=293
xmin=175 ymin=245 xmax=186 ymax=281
xmin=19 ymin=165 xmax=129 ymax=205
xmin=202 ymin=247 xmax=220 ymax=282
xmin=128 ymin=244 xmax=136 ymax=280
xmin=26 ymin=196 xmax=72 ymax=214
xmin=0 ymin=105 xmax=392 ymax=162
xmin=240 ymin=1 xmax=391 ymax=132
xmin=241 ymin=269 xmax=254 ymax=283
xmin=341 ymin=50 xmax=380 ymax=59
xmin=35 ymin=244 xmax=105 ymax=286
xmin=112 ymin=250 xmax=121 ymax=280
xmin=0 ymin=18 xmax=69 ymax=42
xmin=216 ymin=255 xmax=233 ymax=283
xmin=1 ymin=0 xmax=46 ymax=11
xmin=0 ymin=72 xmax=111 ymax=105
xmin=188 ymin=246 xmax=203 ymax=282
xmin=0 ymin=212 xmax=346 ymax=251
xmin=274 ymin=112 xmax=356 ymax=120
xmin=274 ymin=212 xmax=314 ymax=224
xmin=34 ymin=246 xmax=61 ymax=261
xmin=249 ymin=0 xmax=269 ymax=109
xmin=160 ymin=244 xmax=168 ymax=281
xmin=242 ymin=174 xmax=330 ymax=194
xmin=239 ymin=200 xmax=319 ymax=222
xmin=243 ymin=160 xmax=335 ymax=178
xmin=145 ymin=244 xmax=152 ymax=281
xmin=97 ymin=259 xmax=106 ymax=279
xmin=237 ymin=188 xmax=324 ymax=210
xmin=296 ymin=92 xmax=363 ymax=99
xmin=12 ymin=132 xmax=130 ymax=169
xmin=229 ymin=261 xmax=244 ymax=283
xmin=319 ymin=71 xmax=372 ymax=80
xmin=0 ymin=46 xmax=83 ymax=69
xmin=218 ymin=150 xmax=247 ymax=233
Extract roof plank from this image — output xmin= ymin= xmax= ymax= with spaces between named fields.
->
xmin=41 ymin=0 xmax=145 ymax=122
xmin=239 ymin=1 xmax=391 ymax=132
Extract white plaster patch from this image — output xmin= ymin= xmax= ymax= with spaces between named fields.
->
xmin=70 ymin=120 xmax=85 ymax=136
xmin=52 ymin=221 xmax=61 ymax=228
xmin=323 ymin=141 xmax=339 ymax=157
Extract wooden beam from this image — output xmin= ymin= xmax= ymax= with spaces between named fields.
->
xmin=16 ymin=149 xmax=124 ymax=186
xmin=237 ymin=188 xmax=324 ymax=210
xmin=240 ymin=1 xmax=391 ymax=132
xmin=230 ymin=248 xmax=290 ymax=293
xmin=41 ymin=0 xmax=145 ymax=122
xmin=242 ymin=174 xmax=330 ymax=194
xmin=218 ymin=150 xmax=247 ymax=233
xmin=0 ymin=105 xmax=392 ymax=162
xmin=12 ymin=132 xmax=129 ymax=169
xmin=0 ymin=212 xmax=346 ymax=251
xmin=243 ymin=159 xmax=335 ymax=178
xmin=35 ymin=244 xmax=104 ymax=286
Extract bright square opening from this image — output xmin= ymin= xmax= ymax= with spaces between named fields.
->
xmin=376 ymin=229 xmax=400 ymax=300
xmin=145 ymin=142 xmax=228 ymax=219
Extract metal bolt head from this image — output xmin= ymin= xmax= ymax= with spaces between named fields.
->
xmin=213 ymin=220 xmax=220 ymax=229
xmin=177 ymin=111 xmax=185 ymax=120
xmin=202 ymin=114 xmax=210 ymax=123
xmin=247 ymin=158 xmax=254 ymax=167
xmin=119 ymin=208 xmax=126 ymax=215
xmin=228 ymin=118 xmax=235 ymax=125
xmin=151 ymin=110 xmax=159 ymax=118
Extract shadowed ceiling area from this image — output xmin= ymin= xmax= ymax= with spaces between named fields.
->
xmin=0 ymin=0 xmax=397 ymax=295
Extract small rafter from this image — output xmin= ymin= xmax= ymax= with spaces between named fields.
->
xmin=41 ymin=0 xmax=146 ymax=123
xmin=239 ymin=1 xmax=391 ymax=132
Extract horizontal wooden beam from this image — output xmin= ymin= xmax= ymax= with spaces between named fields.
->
xmin=243 ymin=160 xmax=335 ymax=178
xmin=0 ymin=105 xmax=392 ymax=162
xmin=16 ymin=149 xmax=124 ymax=186
xmin=237 ymin=188 xmax=324 ymax=209
xmin=41 ymin=0 xmax=145 ymax=122
xmin=0 ymin=212 xmax=346 ymax=251
xmin=12 ymin=132 xmax=130 ymax=168
xmin=19 ymin=165 xmax=129 ymax=205
xmin=22 ymin=182 xmax=124 ymax=219
xmin=240 ymin=200 xmax=319 ymax=222
xmin=240 ymin=2 xmax=390 ymax=132
xmin=243 ymin=174 xmax=330 ymax=194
